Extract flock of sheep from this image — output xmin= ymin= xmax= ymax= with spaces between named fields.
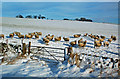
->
xmin=70 ymin=33 xmax=116 ymax=48
xmin=0 ymin=31 xmax=117 ymax=48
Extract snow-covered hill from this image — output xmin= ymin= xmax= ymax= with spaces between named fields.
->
xmin=0 ymin=17 xmax=119 ymax=77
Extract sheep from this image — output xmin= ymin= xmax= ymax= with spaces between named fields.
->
xmin=99 ymin=38 xmax=104 ymax=42
xmin=25 ymin=35 xmax=33 ymax=39
xmin=44 ymin=39 xmax=49 ymax=44
xmin=14 ymin=32 xmax=20 ymax=36
xmin=46 ymin=34 xmax=50 ymax=36
xmin=111 ymin=35 xmax=117 ymax=41
xmin=11 ymin=33 xmax=15 ymax=35
xmin=55 ymin=36 xmax=61 ymax=41
xmin=18 ymin=35 xmax=24 ymax=38
xmin=70 ymin=40 xmax=77 ymax=46
xmin=94 ymin=35 xmax=99 ymax=40
xmin=63 ymin=37 xmax=69 ymax=42
xmin=100 ymin=35 xmax=106 ymax=39
xmin=95 ymin=40 xmax=100 ymax=44
xmin=104 ymin=41 xmax=109 ymax=47
xmin=36 ymin=32 xmax=42 ymax=35
xmin=9 ymin=33 xmax=14 ymax=38
xmin=113 ymin=36 xmax=117 ymax=41
xmin=28 ymin=33 xmax=31 ymax=35
xmin=35 ymin=34 xmax=39 ymax=39
xmin=111 ymin=35 xmax=114 ymax=38
xmin=43 ymin=37 xmax=46 ymax=41
xmin=78 ymin=40 xmax=87 ymax=47
xmin=43 ymin=38 xmax=49 ymax=45
xmin=33 ymin=32 xmax=36 ymax=34
xmin=78 ymin=38 xmax=83 ymax=43
xmin=94 ymin=40 xmax=102 ymax=48
xmin=88 ymin=34 xmax=92 ymax=37
xmin=46 ymin=36 xmax=51 ymax=40
xmin=0 ymin=34 xmax=4 ymax=39
xmin=74 ymin=34 xmax=81 ymax=38
xmin=28 ymin=32 xmax=35 ymax=36
xmin=84 ymin=33 xmax=88 ymax=36
xmin=91 ymin=35 xmax=95 ymax=38
xmin=94 ymin=36 xmax=99 ymax=40
xmin=46 ymin=35 xmax=54 ymax=41
xmin=108 ymin=38 xmax=112 ymax=43
xmin=51 ymin=35 xmax=54 ymax=40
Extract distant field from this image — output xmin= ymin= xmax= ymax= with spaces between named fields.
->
xmin=0 ymin=17 xmax=118 ymax=37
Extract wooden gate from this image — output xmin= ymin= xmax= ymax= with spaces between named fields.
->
xmin=30 ymin=45 xmax=67 ymax=62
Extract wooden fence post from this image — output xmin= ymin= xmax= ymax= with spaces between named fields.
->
xmin=64 ymin=48 xmax=66 ymax=61
xmin=118 ymin=59 xmax=120 ymax=76
xmin=22 ymin=43 xmax=26 ymax=55
xmin=1 ymin=58 xmax=4 ymax=63
xmin=67 ymin=47 xmax=73 ymax=55
xmin=28 ymin=42 xmax=31 ymax=55
xmin=1 ymin=43 xmax=4 ymax=55
xmin=64 ymin=47 xmax=73 ymax=61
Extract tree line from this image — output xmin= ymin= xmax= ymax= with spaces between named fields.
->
xmin=63 ymin=18 xmax=92 ymax=22
xmin=16 ymin=14 xmax=92 ymax=22
xmin=16 ymin=14 xmax=48 ymax=20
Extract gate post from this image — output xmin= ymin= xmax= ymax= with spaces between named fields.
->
xmin=67 ymin=46 xmax=73 ymax=55
xmin=64 ymin=47 xmax=72 ymax=61
xmin=22 ymin=43 xmax=26 ymax=55
xmin=28 ymin=42 xmax=31 ymax=55
xmin=64 ymin=48 xmax=66 ymax=61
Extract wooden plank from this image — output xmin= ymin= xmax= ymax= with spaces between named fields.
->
xmin=31 ymin=46 xmax=65 ymax=50
xmin=64 ymin=49 xmax=66 ymax=61
xmin=40 ymin=57 xmax=63 ymax=63
xmin=45 ymin=50 xmax=64 ymax=54
xmin=45 ymin=54 xmax=64 ymax=58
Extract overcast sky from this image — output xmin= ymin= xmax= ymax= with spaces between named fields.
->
xmin=2 ymin=2 xmax=118 ymax=24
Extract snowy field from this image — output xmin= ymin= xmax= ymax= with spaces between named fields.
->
xmin=0 ymin=17 xmax=119 ymax=77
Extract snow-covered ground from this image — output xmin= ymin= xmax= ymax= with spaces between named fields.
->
xmin=0 ymin=17 xmax=119 ymax=77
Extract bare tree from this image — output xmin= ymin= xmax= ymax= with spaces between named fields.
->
xmin=38 ymin=15 xmax=41 ymax=19
xmin=16 ymin=15 xmax=24 ymax=18
xmin=33 ymin=15 xmax=37 ymax=19
xmin=25 ymin=15 xmax=32 ymax=18
xmin=75 ymin=18 xmax=79 ymax=21
xmin=41 ymin=16 xmax=46 ymax=19
xmin=63 ymin=18 xmax=69 ymax=20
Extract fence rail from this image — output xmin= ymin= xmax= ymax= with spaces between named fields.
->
xmin=31 ymin=46 xmax=65 ymax=50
